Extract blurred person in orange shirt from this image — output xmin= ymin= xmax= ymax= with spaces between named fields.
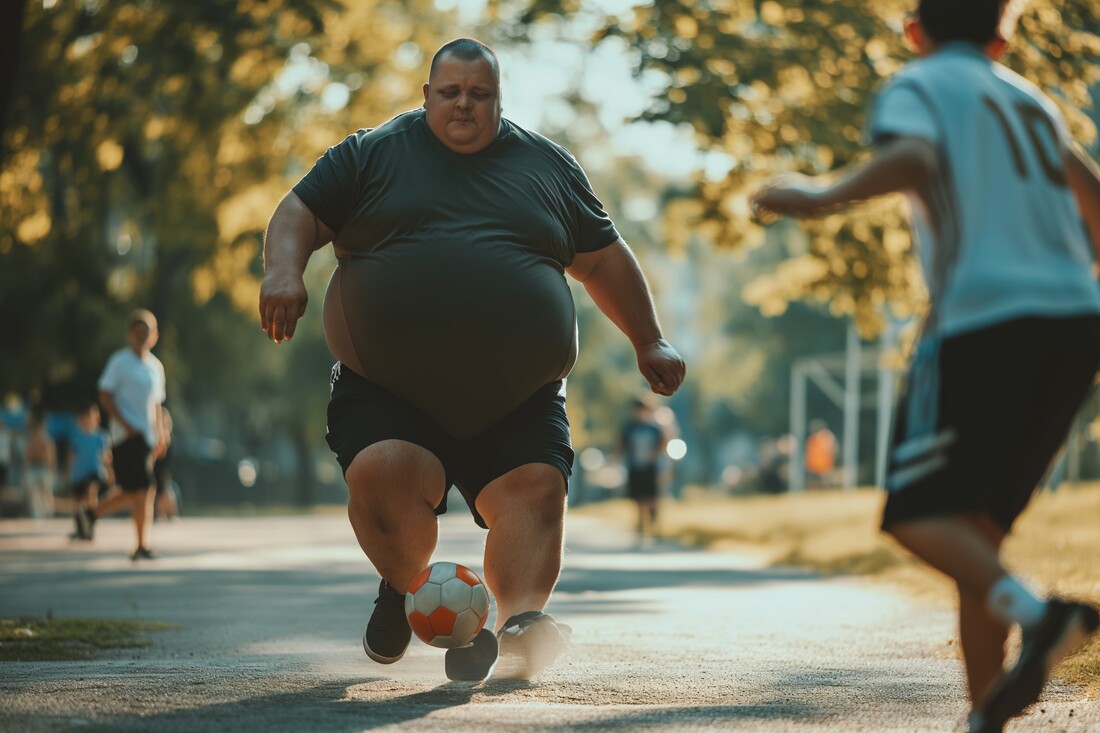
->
xmin=804 ymin=420 xmax=837 ymax=489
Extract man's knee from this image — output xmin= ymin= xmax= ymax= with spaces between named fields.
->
xmin=477 ymin=464 xmax=566 ymax=528
xmin=345 ymin=440 xmax=445 ymax=515
xmin=959 ymin=512 xmax=1006 ymax=548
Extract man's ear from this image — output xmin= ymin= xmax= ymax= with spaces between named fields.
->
xmin=985 ymin=36 xmax=1009 ymax=61
xmin=904 ymin=17 xmax=926 ymax=55
xmin=422 ymin=82 xmax=430 ymax=106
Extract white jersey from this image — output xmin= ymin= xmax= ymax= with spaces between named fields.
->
xmin=98 ymin=347 xmax=166 ymax=448
xmin=870 ymin=43 xmax=1100 ymax=337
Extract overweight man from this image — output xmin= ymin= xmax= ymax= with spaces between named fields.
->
xmin=259 ymin=37 xmax=685 ymax=681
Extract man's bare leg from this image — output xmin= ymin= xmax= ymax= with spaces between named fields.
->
xmin=476 ymin=463 xmax=566 ymax=629
xmin=886 ymin=514 xmax=1010 ymax=706
xmin=132 ymin=486 xmax=156 ymax=552
xmin=644 ymin=497 xmax=658 ymax=535
xmin=346 ymin=440 xmax=446 ymax=664
xmin=91 ymin=489 xmax=137 ymax=519
xmin=345 ymin=440 xmax=446 ymax=592
xmin=959 ymin=587 xmax=1010 ymax=705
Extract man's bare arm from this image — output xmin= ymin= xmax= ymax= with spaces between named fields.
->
xmin=99 ymin=390 xmax=132 ymax=437
xmin=567 ymin=239 xmax=685 ymax=396
xmin=259 ymin=192 xmax=336 ymax=343
xmin=752 ymin=137 xmax=939 ymax=219
xmin=1066 ymin=145 xmax=1100 ymax=267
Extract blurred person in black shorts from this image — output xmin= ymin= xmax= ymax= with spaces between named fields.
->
xmin=75 ymin=310 xmax=167 ymax=562
xmin=618 ymin=395 xmax=667 ymax=539
xmin=66 ymin=402 xmax=112 ymax=537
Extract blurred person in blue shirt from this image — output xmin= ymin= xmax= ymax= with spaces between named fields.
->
xmin=66 ymin=402 xmax=113 ymax=537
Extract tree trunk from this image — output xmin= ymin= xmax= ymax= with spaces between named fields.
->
xmin=0 ymin=0 xmax=28 ymax=169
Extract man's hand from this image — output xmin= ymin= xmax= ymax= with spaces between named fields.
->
xmin=637 ymin=339 xmax=686 ymax=397
xmin=258 ymin=192 xmax=334 ymax=344
xmin=750 ymin=174 xmax=828 ymax=222
xmin=259 ymin=274 xmax=308 ymax=344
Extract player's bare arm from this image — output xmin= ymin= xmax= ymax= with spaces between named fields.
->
xmin=98 ymin=390 xmax=133 ymax=437
xmin=751 ymin=136 xmax=939 ymax=220
xmin=260 ymin=191 xmax=336 ymax=343
xmin=153 ymin=405 xmax=168 ymax=460
xmin=1066 ymin=145 xmax=1100 ymax=267
xmin=566 ymin=239 xmax=686 ymax=396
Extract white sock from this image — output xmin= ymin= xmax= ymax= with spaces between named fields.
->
xmin=986 ymin=574 xmax=1047 ymax=629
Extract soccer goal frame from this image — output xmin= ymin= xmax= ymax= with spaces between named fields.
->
xmin=788 ymin=322 xmax=900 ymax=492
xmin=789 ymin=321 xmax=1100 ymax=493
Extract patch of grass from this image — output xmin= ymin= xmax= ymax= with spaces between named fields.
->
xmin=0 ymin=617 xmax=177 ymax=661
xmin=573 ymin=482 xmax=1100 ymax=694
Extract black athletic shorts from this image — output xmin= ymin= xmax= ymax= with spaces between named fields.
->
xmin=626 ymin=467 xmax=659 ymax=501
xmin=326 ymin=363 xmax=574 ymax=529
xmin=70 ymin=473 xmax=104 ymax=496
xmin=883 ymin=315 xmax=1100 ymax=532
xmin=112 ymin=435 xmax=154 ymax=491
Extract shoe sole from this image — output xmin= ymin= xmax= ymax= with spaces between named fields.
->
xmin=362 ymin=632 xmax=407 ymax=664
xmin=981 ymin=607 xmax=1099 ymax=728
xmin=445 ymin=629 xmax=498 ymax=681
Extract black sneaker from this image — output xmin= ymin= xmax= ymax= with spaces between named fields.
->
xmin=130 ymin=547 xmax=156 ymax=561
xmin=74 ymin=507 xmax=95 ymax=540
xmin=363 ymin=579 xmax=411 ymax=664
xmin=445 ymin=628 xmax=499 ymax=681
xmin=968 ymin=599 xmax=1100 ymax=733
xmin=495 ymin=611 xmax=572 ymax=680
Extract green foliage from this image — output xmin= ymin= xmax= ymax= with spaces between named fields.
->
xmin=512 ymin=0 xmax=1100 ymax=335
xmin=2 ymin=0 xmax=329 ymax=405
xmin=1 ymin=1 xmax=455 ymax=490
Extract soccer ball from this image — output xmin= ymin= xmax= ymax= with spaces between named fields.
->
xmin=405 ymin=562 xmax=491 ymax=648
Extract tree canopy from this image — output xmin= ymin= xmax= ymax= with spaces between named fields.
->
xmin=6 ymin=0 xmax=1099 ymax=496
xmin=1 ymin=0 xmax=455 ymax=399
xmin=506 ymin=0 xmax=1100 ymax=335
xmin=1 ymin=0 xmax=454 ymax=501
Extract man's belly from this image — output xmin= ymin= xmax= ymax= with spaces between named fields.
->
xmin=322 ymin=244 xmax=577 ymax=439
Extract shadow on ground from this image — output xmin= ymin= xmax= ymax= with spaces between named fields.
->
xmin=1 ymin=679 xmax=831 ymax=733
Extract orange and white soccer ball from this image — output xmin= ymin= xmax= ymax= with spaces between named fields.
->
xmin=405 ymin=562 xmax=491 ymax=648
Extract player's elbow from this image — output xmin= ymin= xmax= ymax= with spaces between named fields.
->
xmin=898 ymin=139 xmax=939 ymax=188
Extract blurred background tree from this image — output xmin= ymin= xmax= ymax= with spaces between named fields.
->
xmin=1 ymin=0 xmax=453 ymax=505
xmin=504 ymin=0 xmax=1100 ymax=335
xmin=3 ymin=0 xmax=1099 ymax=507
xmin=478 ymin=0 xmax=1100 ymax=490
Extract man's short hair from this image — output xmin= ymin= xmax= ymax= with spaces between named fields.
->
xmin=128 ymin=308 xmax=156 ymax=330
xmin=429 ymin=38 xmax=500 ymax=87
xmin=918 ymin=0 xmax=1021 ymax=45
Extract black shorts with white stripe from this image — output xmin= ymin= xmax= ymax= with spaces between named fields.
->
xmin=883 ymin=315 xmax=1100 ymax=533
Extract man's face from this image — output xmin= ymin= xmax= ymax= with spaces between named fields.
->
xmin=423 ymin=54 xmax=501 ymax=154
xmin=128 ymin=321 xmax=157 ymax=351
xmin=78 ymin=407 xmax=100 ymax=430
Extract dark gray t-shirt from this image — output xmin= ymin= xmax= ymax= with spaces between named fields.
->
xmin=293 ymin=109 xmax=620 ymax=439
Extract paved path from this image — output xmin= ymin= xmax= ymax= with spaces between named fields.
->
xmin=0 ymin=510 xmax=1096 ymax=732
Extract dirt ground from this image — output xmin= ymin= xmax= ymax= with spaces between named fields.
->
xmin=1 ymin=509 xmax=1097 ymax=732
